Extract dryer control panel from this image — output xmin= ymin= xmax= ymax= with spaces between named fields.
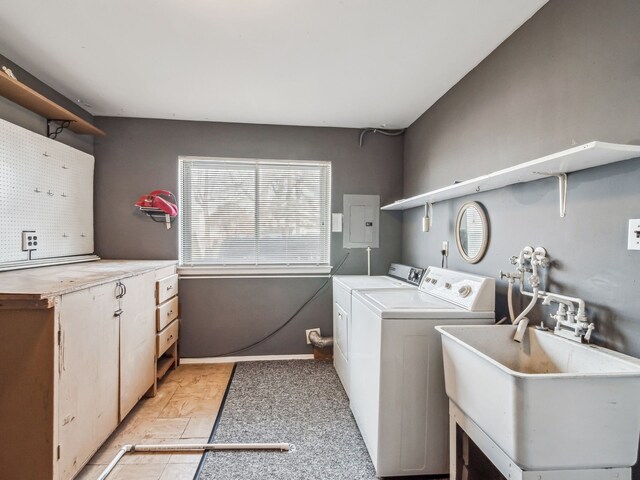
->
xmin=419 ymin=267 xmax=495 ymax=311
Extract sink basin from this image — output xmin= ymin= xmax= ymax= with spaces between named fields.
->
xmin=436 ymin=325 xmax=640 ymax=471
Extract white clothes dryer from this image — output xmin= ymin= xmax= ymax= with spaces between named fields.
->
xmin=349 ymin=267 xmax=495 ymax=477
xmin=332 ymin=264 xmax=424 ymax=396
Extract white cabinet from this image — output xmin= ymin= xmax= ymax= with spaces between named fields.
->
xmin=118 ymin=272 xmax=156 ymax=420
xmin=58 ymin=283 xmax=120 ymax=479
xmin=0 ymin=260 xmax=177 ymax=480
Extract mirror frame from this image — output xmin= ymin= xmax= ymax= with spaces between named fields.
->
xmin=455 ymin=201 xmax=489 ymax=264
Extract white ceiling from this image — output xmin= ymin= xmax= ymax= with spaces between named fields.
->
xmin=0 ymin=0 xmax=547 ymax=129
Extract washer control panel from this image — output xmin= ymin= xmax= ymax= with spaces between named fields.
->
xmin=387 ymin=263 xmax=425 ymax=286
xmin=419 ymin=267 xmax=495 ymax=311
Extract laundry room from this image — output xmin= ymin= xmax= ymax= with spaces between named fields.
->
xmin=0 ymin=1 xmax=639 ymax=479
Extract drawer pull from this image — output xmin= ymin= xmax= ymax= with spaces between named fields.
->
xmin=114 ymin=309 xmax=124 ymax=317
xmin=166 ymin=285 xmax=173 ymax=291
xmin=167 ymin=335 xmax=173 ymax=342
xmin=167 ymin=310 xmax=173 ymax=316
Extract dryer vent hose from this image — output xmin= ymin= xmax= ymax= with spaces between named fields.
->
xmin=308 ymin=330 xmax=334 ymax=349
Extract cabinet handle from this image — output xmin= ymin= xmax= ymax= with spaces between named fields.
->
xmin=115 ymin=282 xmax=127 ymax=298
xmin=338 ymin=313 xmax=343 ymax=320
xmin=166 ymin=285 xmax=173 ymax=291
xmin=114 ymin=309 xmax=124 ymax=317
xmin=167 ymin=310 xmax=173 ymax=316
xmin=167 ymin=335 xmax=173 ymax=342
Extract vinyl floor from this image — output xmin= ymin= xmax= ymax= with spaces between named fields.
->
xmin=75 ymin=363 xmax=233 ymax=480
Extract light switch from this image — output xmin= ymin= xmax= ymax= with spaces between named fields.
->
xmin=628 ymin=219 xmax=640 ymax=250
xmin=332 ymin=213 xmax=343 ymax=232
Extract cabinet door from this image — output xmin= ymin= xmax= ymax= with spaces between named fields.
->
xmin=58 ymin=283 xmax=120 ymax=480
xmin=119 ymin=272 xmax=156 ymax=420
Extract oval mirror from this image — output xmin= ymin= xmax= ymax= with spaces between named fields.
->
xmin=455 ymin=201 xmax=489 ymax=264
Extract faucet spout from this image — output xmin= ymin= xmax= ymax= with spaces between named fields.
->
xmin=513 ymin=317 xmax=529 ymax=343
xmin=542 ymin=293 xmax=575 ymax=313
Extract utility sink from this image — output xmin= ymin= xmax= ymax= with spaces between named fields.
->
xmin=436 ymin=325 xmax=640 ymax=471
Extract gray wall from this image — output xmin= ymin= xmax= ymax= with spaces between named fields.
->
xmin=0 ymin=54 xmax=94 ymax=154
xmin=93 ymin=117 xmax=404 ymax=356
xmin=403 ymin=0 xmax=640 ymax=356
xmin=402 ymin=1 xmax=640 ymax=475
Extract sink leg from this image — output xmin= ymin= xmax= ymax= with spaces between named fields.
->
xmin=449 ymin=406 xmax=458 ymax=480
xmin=462 ymin=430 xmax=470 ymax=480
xmin=448 ymin=400 xmax=632 ymax=480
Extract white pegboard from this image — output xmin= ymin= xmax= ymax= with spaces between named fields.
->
xmin=0 ymin=119 xmax=94 ymax=264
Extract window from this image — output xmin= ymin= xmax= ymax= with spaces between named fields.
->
xmin=179 ymin=157 xmax=331 ymax=274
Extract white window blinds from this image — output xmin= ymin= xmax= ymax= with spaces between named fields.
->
xmin=180 ymin=157 xmax=331 ymax=271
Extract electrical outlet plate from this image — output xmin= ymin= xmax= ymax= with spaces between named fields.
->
xmin=305 ymin=328 xmax=321 ymax=344
xmin=22 ymin=231 xmax=38 ymax=251
xmin=628 ymin=219 xmax=640 ymax=250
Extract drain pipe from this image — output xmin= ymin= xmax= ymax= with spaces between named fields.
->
xmin=97 ymin=442 xmax=291 ymax=480
xmin=308 ymin=330 xmax=333 ymax=348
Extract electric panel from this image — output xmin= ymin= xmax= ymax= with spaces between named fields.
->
xmin=343 ymin=194 xmax=379 ymax=249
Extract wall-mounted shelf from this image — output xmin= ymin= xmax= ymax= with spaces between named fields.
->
xmin=0 ymin=71 xmax=105 ymax=138
xmin=382 ymin=141 xmax=640 ymax=216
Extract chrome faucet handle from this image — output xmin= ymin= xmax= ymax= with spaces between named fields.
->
xmin=499 ymin=270 xmax=509 ymax=279
xmin=549 ymin=313 xmax=563 ymax=328
xmin=584 ymin=323 xmax=595 ymax=342
xmin=538 ymin=256 xmax=551 ymax=268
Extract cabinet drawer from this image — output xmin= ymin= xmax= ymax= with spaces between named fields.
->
xmin=156 ymin=296 xmax=179 ymax=331
xmin=156 ymin=319 xmax=179 ymax=357
xmin=156 ymin=274 xmax=178 ymax=304
xmin=155 ymin=265 xmax=177 ymax=282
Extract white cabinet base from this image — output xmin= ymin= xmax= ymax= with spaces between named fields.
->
xmin=449 ymin=401 xmax=631 ymax=480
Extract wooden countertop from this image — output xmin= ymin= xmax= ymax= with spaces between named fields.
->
xmin=0 ymin=260 xmax=177 ymax=306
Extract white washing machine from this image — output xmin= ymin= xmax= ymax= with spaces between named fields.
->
xmin=349 ymin=267 xmax=495 ymax=477
xmin=332 ymin=264 xmax=424 ymax=396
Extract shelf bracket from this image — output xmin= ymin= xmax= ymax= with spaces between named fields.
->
xmin=556 ymin=173 xmax=567 ymax=218
xmin=47 ymin=119 xmax=72 ymax=139
xmin=534 ymin=172 xmax=568 ymax=217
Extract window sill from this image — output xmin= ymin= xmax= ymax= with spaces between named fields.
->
xmin=178 ymin=265 xmax=333 ymax=278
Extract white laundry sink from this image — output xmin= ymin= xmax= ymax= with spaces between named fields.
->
xmin=436 ymin=325 xmax=640 ymax=471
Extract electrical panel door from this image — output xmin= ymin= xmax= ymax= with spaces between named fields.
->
xmin=343 ymin=194 xmax=379 ymax=248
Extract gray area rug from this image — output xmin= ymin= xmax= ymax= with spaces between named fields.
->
xmin=197 ymin=360 xmax=379 ymax=479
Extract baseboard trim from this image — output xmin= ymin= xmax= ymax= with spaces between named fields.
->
xmin=180 ymin=354 xmax=315 ymax=364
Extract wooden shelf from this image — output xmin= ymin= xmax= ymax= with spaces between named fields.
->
xmin=156 ymin=355 xmax=175 ymax=380
xmin=382 ymin=141 xmax=640 ymax=211
xmin=0 ymin=71 xmax=104 ymax=137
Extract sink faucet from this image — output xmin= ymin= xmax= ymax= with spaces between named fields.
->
xmin=542 ymin=293 xmax=594 ymax=342
xmin=501 ymin=246 xmax=550 ymax=342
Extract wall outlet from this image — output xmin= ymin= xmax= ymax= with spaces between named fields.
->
xmin=628 ymin=219 xmax=640 ymax=250
xmin=22 ymin=231 xmax=38 ymax=251
xmin=305 ymin=328 xmax=321 ymax=345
